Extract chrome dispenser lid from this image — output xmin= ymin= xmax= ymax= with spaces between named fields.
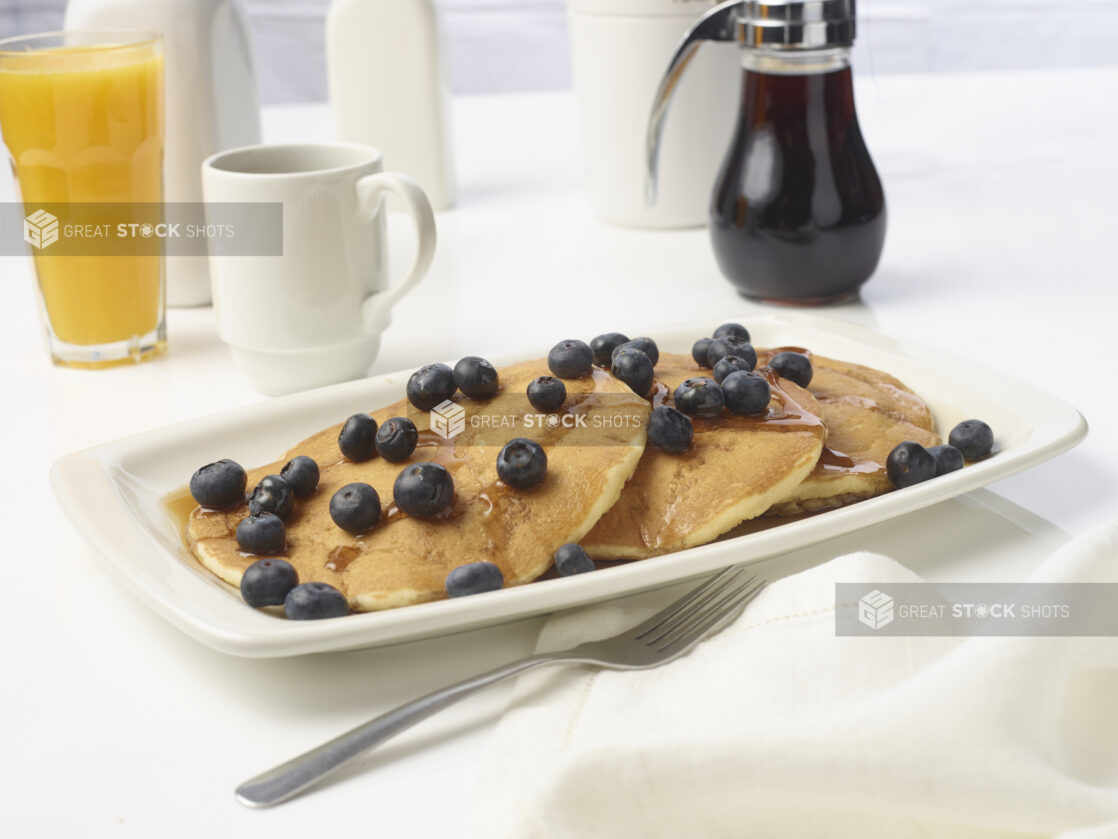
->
xmin=645 ymin=0 xmax=858 ymax=204
xmin=739 ymin=0 xmax=856 ymax=49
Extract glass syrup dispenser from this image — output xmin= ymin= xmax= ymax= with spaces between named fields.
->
xmin=648 ymin=0 xmax=885 ymax=305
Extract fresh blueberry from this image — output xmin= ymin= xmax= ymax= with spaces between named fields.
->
xmin=240 ymin=558 xmax=298 ymax=608
xmin=712 ymin=355 xmax=751 ymax=384
xmin=948 ymin=419 xmax=994 ymax=460
xmin=590 ymin=332 xmax=630 ymax=368
xmin=673 ymin=377 xmax=725 ymax=418
xmin=691 ymin=337 xmax=713 ymax=368
xmin=329 ymin=482 xmax=382 ymax=534
xmin=613 ymin=337 xmax=659 ymax=367
xmin=407 ymin=363 xmax=457 ymax=411
xmin=338 ymin=413 xmax=378 ymax=462
xmin=713 ymin=322 xmax=751 ymax=342
xmin=393 ymin=461 xmax=455 ymax=517
xmin=707 ymin=335 xmax=757 ymax=370
xmin=928 ymin=444 xmax=965 ymax=476
xmin=553 ymin=543 xmax=595 ymax=576
xmin=610 ymin=347 xmax=654 ymax=397
xmin=886 ymin=441 xmax=936 ymax=488
xmin=721 ymin=370 xmax=772 ymax=416
xmin=768 ymin=351 xmax=813 ymax=388
xmin=527 ymin=376 xmax=567 ymax=412
xmin=453 ymin=356 xmax=499 ymax=399
xmin=235 ymin=512 xmax=286 ymax=555
xmin=279 ymin=455 xmax=319 ymax=497
xmin=284 ymin=582 xmax=350 ymax=620
xmin=248 ymin=474 xmax=295 ymax=520
xmin=496 ymin=438 xmax=548 ymax=490
xmin=548 ymin=339 xmax=594 ymax=379
xmin=445 ymin=562 xmax=504 ymax=598
xmin=647 ymin=406 xmax=693 ymax=453
xmin=375 ymin=417 xmax=419 ymax=462
xmin=189 ymin=459 xmax=247 ymax=509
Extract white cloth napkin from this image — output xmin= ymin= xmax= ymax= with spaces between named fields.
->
xmin=470 ymin=524 xmax=1118 ymax=839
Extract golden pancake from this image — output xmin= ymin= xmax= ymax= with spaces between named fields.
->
xmin=581 ymin=352 xmax=826 ymax=560
xmin=762 ymin=350 xmax=942 ymax=515
xmin=187 ymin=359 xmax=649 ymax=611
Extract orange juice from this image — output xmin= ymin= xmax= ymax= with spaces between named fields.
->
xmin=0 ymin=35 xmax=164 ymax=360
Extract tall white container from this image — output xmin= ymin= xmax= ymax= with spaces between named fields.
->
xmin=327 ymin=0 xmax=455 ymax=211
xmin=568 ymin=0 xmax=742 ymax=228
xmin=64 ymin=0 xmax=262 ymax=306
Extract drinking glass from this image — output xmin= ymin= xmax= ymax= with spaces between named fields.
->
xmin=0 ymin=31 xmax=165 ymax=367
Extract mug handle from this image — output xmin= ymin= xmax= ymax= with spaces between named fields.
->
xmin=354 ymin=171 xmax=437 ymax=333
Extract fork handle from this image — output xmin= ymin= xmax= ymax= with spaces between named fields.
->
xmin=235 ymin=651 xmax=569 ymax=808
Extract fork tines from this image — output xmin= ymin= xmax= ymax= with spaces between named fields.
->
xmin=635 ymin=566 xmax=766 ymax=651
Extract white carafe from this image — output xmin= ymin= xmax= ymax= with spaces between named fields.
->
xmin=568 ymin=0 xmax=742 ymax=228
xmin=64 ymin=0 xmax=262 ymax=307
xmin=327 ymin=0 xmax=455 ymax=211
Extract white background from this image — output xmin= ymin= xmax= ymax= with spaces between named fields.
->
xmin=2 ymin=0 xmax=1118 ymax=101
xmin=4 ymin=0 xmax=1118 ymax=835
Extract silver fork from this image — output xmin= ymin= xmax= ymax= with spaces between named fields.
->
xmin=236 ymin=566 xmax=766 ymax=808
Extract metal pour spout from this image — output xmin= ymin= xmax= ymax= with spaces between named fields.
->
xmin=645 ymin=0 xmax=741 ymax=206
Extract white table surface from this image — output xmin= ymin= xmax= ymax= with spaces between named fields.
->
xmin=5 ymin=67 xmax=1118 ymax=835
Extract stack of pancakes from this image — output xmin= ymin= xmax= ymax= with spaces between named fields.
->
xmin=186 ymin=348 xmax=940 ymax=611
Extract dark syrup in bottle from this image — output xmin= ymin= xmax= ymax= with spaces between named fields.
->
xmin=710 ymin=66 xmax=886 ymax=305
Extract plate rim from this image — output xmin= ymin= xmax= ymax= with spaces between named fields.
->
xmin=50 ymin=311 xmax=1089 ymax=657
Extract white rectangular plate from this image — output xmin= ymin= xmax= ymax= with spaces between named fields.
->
xmin=51 ymin=312 xmax=1086 ymax=657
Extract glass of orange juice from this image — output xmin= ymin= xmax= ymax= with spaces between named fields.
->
xmin=0 ymin=31 xmax=165 ymax=368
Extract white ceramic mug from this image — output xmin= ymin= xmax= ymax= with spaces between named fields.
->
xmin=201 ymin=142 xmax=436 ymax=395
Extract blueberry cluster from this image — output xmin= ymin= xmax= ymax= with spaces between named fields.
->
xmin=338 ymin=413 xmax=422 ymax=465
xmin=236 ymin=458 xmax=321 ymax=553
xmin=186 ymin=457 xmax=336 ymax=615
xmin=638 ymin=322 xmax=780 ymax=454
xmin=188 ymin=455 xmax=354 ymax=618
xmin=647 ymin=366 xmax=773 ymax=454
xmin=405 ymin=356 xmax=501 ymax=412
xmin=314 ymin=354 xmax=507 ymax=535
xmin=690 ymin=324 xmax=759 ymax=371
xmin=239 ymin=558 xmax=349 ymax=620
xmin=188 ymin=328 xmax=1001 ymax=622
xmin=437 ymin=341 xmax=621 ymax=600
xmin=886 ymin=419 xmax=994 ymax=489
xmin=189 ymin=455 xmax=322 ymax=557
xmin=192 ymin=347 xmax=578 ymax=617
xmin=554 ymin=324 xmax=790 ymax=455
xmin=335 ymin=410 xmax=458 ymax=528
